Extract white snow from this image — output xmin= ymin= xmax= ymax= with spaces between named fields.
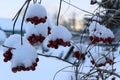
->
xmin=48 ymin=25 xmax=72 ymax=42
xmin=11 ymin=43 xmax=37 ymax=68
xmin=26 ymin=3 xmax=47 ymax=19
xmin=73 ymin=43 xmax=87 ymax=54
xmin=92 ymin=52 xmax=106 ymax=65
xmin=2 ymin=34 xmax=38 ymax=68
xmin=92 ymin=16 xmax=102 ymax=22
xmin=24 ymin=19 xmax=53 ymax=38
xmin=89 ymin=21 xmax=115 ymax=42
xmin=3 ymin=34 xmax=29 ymax=51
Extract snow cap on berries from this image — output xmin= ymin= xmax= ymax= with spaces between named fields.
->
xmin=89 ymin=21 xmax=114 ymax=44
xmin=26 ymin=3 xmax=47 ymax=19
xmin=24 ymin=19 xmax=53 ymax=44
xmin=25 ymin=19 xmax=53 ymax=38
xmin=73 ymin=43 xmax=87 ymax=54
xmin=3 ymin=34 xmax=29 ymax=51
xmin=91 ymin=51 xmax=114 ymax=67
xmin=2 ymin=34 xmax=39 ymax=72
xmin=11 ymin=43 xmax=37 ymax=68
xmin=26 ymin=3 xmax=47 ymax=25
xmin=89 ymin=21 xmax=101 ymax=32
xmin=48 ymin=25 xmax=72 ymax=42
xmin=92 ymin=16 xmax=102 ymax=22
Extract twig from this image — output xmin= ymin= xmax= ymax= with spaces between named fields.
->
xmin=20 ymin=0 xmax=30 ymax=45
xmin=57 ymin=0 xmax=62 ymax=26
xmin=37 ymin=53 xmax=76 ymax=65
xmin=53 ymin=66 xmax=72 ymax=80
xmin=2 ymin=45 xmax=16 ymax=49
xmin=62 ymin=0 xmax=94 ymax=15
xmin=97 ymin=68 xmax=120 ymax=78
xmin=12 ymin=0 xmax=28 ymax=34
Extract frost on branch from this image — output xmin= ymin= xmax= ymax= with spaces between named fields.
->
xmin=47 ymin=25 xmax=72 ymax=49
xmin=2 ymin=34 xmax=39 ymax=73
xmin=73 ymin=43 xmax=87 ymax=60
xmin=89 ymin=20 xmax=114 ymax=44
xmin=26 ymin=3 xmax=47 ymax=25
xmin=24 ymin=19 xmax=52 ymax=45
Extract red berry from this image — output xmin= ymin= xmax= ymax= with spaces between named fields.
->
xmin=12 ymin=67 xmax=17 ymax=73
xmin=36 ymin=58 xmax=39 ymax=62
xmin=48 ymin=27 xmax=51 ymax=35
xmin=91 ymin=60 xmax=95 ymax=64
xmin=74 ymin=51 xmax=80 ymax=60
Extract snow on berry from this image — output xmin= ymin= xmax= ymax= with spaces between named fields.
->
xmin=89 ymin=21 xmax=114 ymax=44
xmin=2 ymin=34 xmax=39 ymax=73
xmin=92 ymin=16 xmax=102 ymax=23
xmin=24 ymin=20 xmax=53 ymax=45
xmin=3 ymin=34 xmax=29 ymax=52
xmin=11 ymin=43 xmax=39 ymax=73
xmin=90 ymin=51 xmax=114 ymax=67
xmin=73 ymin=43 xmax=87 ymax=60
xmin=47 ymin=25 xmax=72 ymax=49
xmin=90 ymin=0 xmax=97 ymax=5
xmin=26 ymin=3 xmax=47 ymax=25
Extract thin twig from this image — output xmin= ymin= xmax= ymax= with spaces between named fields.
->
xmin=62 ymin=0 xmax=94 ymax=15
xmin=57 ymin=0 xmax=62 ymax=26
xmin=37 ymin=53 xmax=76 ymax=65
xmin=2 ymin=45 xmax=16 ymax=49
xmin=20 ymin=0 xmax=30 ymax=45
xmin=53 ymin=66 xmax=72 ymax=80
xmin=12 ymin=0 xmax=28 ymax=34
xmin=97 ymin=68 xmax=120 ymax=78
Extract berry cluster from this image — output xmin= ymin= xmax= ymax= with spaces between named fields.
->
xmin=3 ymin=48 xmax=12 ymax=62
xmin=91 ymin=57 xmax=113 ymax=67
xmin=73 ymin=51 xmax=85 ymax=60
xmin=28 ymin=34 xmax=45 ymax=45
xmin=89 ymin=36 xmax=114 ymax=44
xmin=89 ymin=21 xmax=114 ymax=44
xmin=47 ymin=39 xmax=71 ymax=49
xmin=12 ymin=58 xmax=39 ymax=73
xmin=26 ymin=16 xmax=47 ymax=25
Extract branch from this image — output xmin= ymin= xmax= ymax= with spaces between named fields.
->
xmin=62 ymin=0 xmax=94 ymax=15
xmin=57 ymin=0 xmax=62 ymax=26
xmin=97 ymin=68 xmax=120 ymax=78
xmin=37 ymin=53 xmax=76 ymax=66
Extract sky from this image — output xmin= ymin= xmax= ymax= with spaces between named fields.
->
xmin=0 ymin=0 xmax=100 ymax=30
xmin=0 ymin=0 xmax=98 ymax=18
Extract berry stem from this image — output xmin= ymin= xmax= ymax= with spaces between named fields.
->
xmin=2 ymin=45 xmax=16 ymax=49
xmin=57 ymin=0 xmax=62 ymax=26
xmin=20 ymin=0 xmax=31 ymax=45
xmin=12 ymin=0 xmax=28 ymax=34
